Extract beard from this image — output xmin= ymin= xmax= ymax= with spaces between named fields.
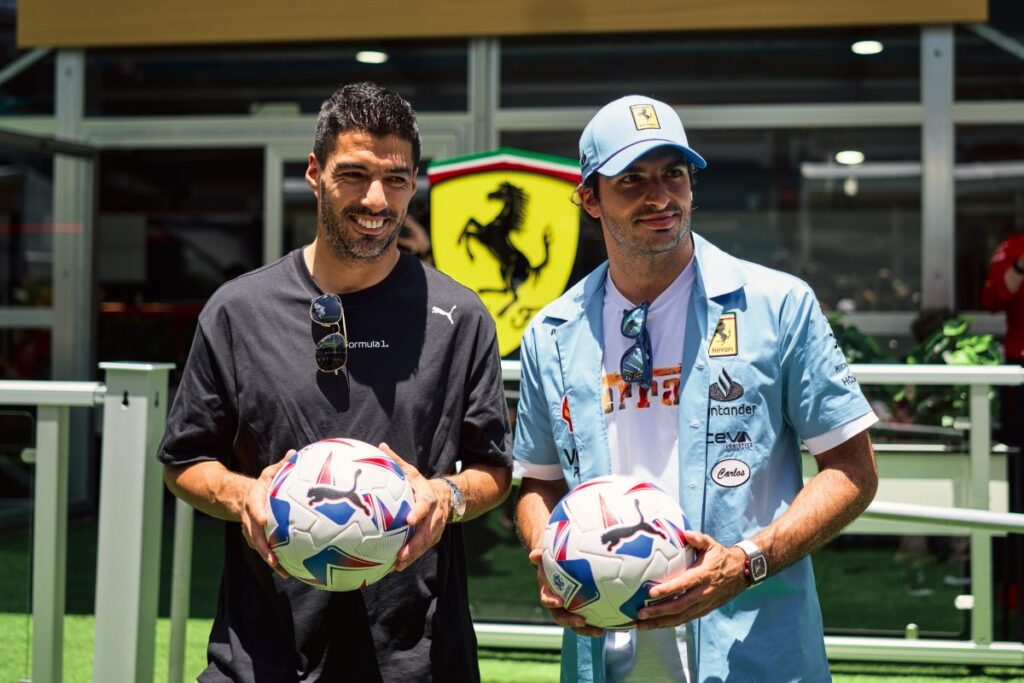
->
xmin=601 ymin=201 xmax=692 ymax=259
xmin=318 ymin=180 xmax=404 ymax=262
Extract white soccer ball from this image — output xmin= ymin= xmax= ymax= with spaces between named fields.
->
xmin=264 ymin=438 xmax=415 ymax=591
xmin=540 ymin=475 xmax=695 ymax=629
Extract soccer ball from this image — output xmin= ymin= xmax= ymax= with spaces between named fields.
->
xmin=264 ymin=438 xmax=415 ymax=591
xmin=540 ymin=475 xmax=695 ymax=629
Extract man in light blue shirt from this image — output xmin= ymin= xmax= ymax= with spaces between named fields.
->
xmin=514 ymin=95 xmax=879 ymax=682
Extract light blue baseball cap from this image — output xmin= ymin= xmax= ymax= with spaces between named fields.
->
xmin=579 ymin=95 xmax=707 ymax=182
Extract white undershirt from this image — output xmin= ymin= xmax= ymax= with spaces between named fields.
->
xmin=601 ymin=264 xmax=696 ymax=683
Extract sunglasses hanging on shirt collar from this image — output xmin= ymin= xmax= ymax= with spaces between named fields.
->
xmin=310 ymin=293 xmax=348 ymax=374
xmin=620 ymin=301 xmax=652 ymax=389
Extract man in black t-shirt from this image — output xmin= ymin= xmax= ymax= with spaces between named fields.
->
xmin=157 ymin=82 xmax=513 ymax=682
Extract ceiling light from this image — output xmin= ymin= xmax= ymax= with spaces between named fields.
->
xmin=851 ymin=40 xmax=884 ymax=55
xmin=835 ymin=150 xmax=865 ymax=165
xmin=356 ymin=51 xmax=389 ymax=64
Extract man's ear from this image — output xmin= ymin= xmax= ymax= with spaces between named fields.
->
xmin=579 ymin=184 xmax=601 ymax=220
xmin=305 ymin=153 xmax=320 ymax=197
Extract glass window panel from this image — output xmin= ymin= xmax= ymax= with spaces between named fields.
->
xmin=97 ymin=149 xmax=262 ymax=382
xmin=0 ymin=329 xmax=50 ymax=380
xmin=955 ymin=0 xmax=1024 ymax=101
xmin=501 ymin=28 xmax=919 ymax=108
xmin=815 ymin=536 xmax=968 ymax=638
xmin=955 ymin=125 xmax=1024 ymax=311
xmin=502 ymin=127 xmax=922 ymax=313
xmin=0 ymin=146 xmax=54 ymax=309
xmin=0 ymin=17 xmax=55 ymax=115
xmin=86 ymin=40 xmax=468 ymax=116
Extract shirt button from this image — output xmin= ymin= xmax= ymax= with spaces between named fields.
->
xmin=695 ymin=362 xmax=705 ymax=370
xmin=688 ymin=481 xmax=697 ymax=488
xmin=690 ymin=419 xmax=700 ymax=429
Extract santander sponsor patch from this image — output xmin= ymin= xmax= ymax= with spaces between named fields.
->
xmin=711 ymin=458 xmax=751 ymax=488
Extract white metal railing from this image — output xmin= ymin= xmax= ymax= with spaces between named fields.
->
xmin=9 ymin=361 xmax=1020 ymax=681
xmin=0 ymin=362 xmax=173 ymax=683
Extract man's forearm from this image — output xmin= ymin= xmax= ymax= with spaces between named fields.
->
xmin=447 ymin=462 xmax=513 ymax=521
xmin=753 ymin=430 xmax=878 ymax=574
xmin=515 ymin=476 xmax=568 ymax=549
xmin=164 ymin=460 xmax=253 ymax=522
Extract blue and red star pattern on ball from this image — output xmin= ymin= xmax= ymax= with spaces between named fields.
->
xmin=354 ymin=455 xmax=406 ymax=480
xmin=549 ymin=499 xmax=601 ymax=612
xmin=266 ymin=456 xmax=299 ymax=548
xmin=303 ymin=545 xmax=384 ymax=588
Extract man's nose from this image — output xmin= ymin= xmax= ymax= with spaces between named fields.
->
xmin=362 ymin=179 xmax=388 ymax=212
xmin=643 ymin=178 xmax=671 ymax=207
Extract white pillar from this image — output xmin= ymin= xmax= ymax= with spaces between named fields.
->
xmin=92 ymin=362 xmax=174 ymax=683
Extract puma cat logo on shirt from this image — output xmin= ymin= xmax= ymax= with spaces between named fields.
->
xmin=432 ymin=305 xmax=456 ymax=325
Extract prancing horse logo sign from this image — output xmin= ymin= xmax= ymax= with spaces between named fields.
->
xmin=429 ymin=148 xmax=580 ymax=356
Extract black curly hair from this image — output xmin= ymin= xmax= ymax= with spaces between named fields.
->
xmin=313 ymin=82 xmax=421 ymax=168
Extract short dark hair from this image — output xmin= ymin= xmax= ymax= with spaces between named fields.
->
xmin=313 ymin=82 xmax=422 ymax=168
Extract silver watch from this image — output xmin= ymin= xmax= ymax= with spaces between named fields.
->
xmin=735 ymin=539 xmax=768 ymax=587
xmin=440 ymin=477 xmax=466 ymax=523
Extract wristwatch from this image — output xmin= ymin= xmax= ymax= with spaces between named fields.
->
xmin=440 ymin=477 xmax=467 ymax=523
xmin=735 ymin=540 xmax=769 ymax=587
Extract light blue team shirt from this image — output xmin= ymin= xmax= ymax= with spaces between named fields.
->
xmin=514 ymin=232 xmax=874 ymax=683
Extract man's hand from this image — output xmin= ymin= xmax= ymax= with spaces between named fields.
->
xmin=241 ymin=450 xmax=294 ymax=579
xmin=528 ymin=548 xmax=604 ymax=638
xmin=381 ymin=443 xmax=450 ymax=572
xmin=635 ymin=531 xmax=747 ymax=630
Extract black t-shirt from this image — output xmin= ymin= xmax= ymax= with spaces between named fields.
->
xmin=157 ymin=249 xmax=512 ymax=683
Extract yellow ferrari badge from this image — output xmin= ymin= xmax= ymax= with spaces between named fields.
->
xmin=630 ymin=104 xmax=661 ymax=130
xmin=709 ymin=313 xmax=738 ymax=357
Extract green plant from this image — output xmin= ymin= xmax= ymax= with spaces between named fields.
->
xmin=894 ymin=316 xmax=1002 ymax=427
xmin=828 ymin=315 xmax=892 ymax=364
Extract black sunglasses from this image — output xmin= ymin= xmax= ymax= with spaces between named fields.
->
xmin=310 ymin=293 xmax=348 ymax=374
xmin=620 ymin=301 xmax=652 ymax=389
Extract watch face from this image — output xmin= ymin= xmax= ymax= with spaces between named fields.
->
xmin=751 ymin=555 xmax=768 ymax=581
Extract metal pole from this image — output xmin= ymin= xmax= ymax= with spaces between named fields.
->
xmin=864 ymin=501 xmax=1024 ymax=533
xmin=0 ymin=48 xmax=51 ymax=88
xmin=469 ymin=38 xmax=499 ymax=152
xmin=52 ymin=49 xmax=96 ymax=506
xmin=920 ymin=26 xmax=955 ymax=311
xmin=31 ymin=405 xmax=69 ymax=683
xmin=263 ymin=146 xmax=284 ymax=264
xmin=92 ymin=363 xmax=174 ymax=683
xmin=167 ymin=498 xmax=194 ymax=683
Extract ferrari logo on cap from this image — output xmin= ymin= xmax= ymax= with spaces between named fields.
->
xmin=630 ymin=104 xmax=660 ymax=131
xmin=709 ymin=313 xmax=738 ymax=357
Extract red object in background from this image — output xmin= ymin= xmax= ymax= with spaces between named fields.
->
xmin=981 ymin=235 xmax=1024 ymax=362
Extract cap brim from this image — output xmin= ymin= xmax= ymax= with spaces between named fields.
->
xmin=595 ymin=139 xmax=707 ymax=178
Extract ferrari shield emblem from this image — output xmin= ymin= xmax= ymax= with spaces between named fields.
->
xmin=630 ymin=104 xmax=661 ymax=130
xmin=709 ymin=313 xmax=738 ymax=357
xmin=429 ymin=149 xmax=580 ymax=356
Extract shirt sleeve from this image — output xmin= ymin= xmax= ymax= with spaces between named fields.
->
xmin=457 ymin=312 xmax=513 ymax=470
xmin=157 ymin=318 xmax=238 ymax=467
xmin=803 ymin=411 xmax=878 ymax=455
xmin=512 ymin=324 xmax=562 ymax=474
xmin=781 ymin=285 xmax=874 ymax=441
